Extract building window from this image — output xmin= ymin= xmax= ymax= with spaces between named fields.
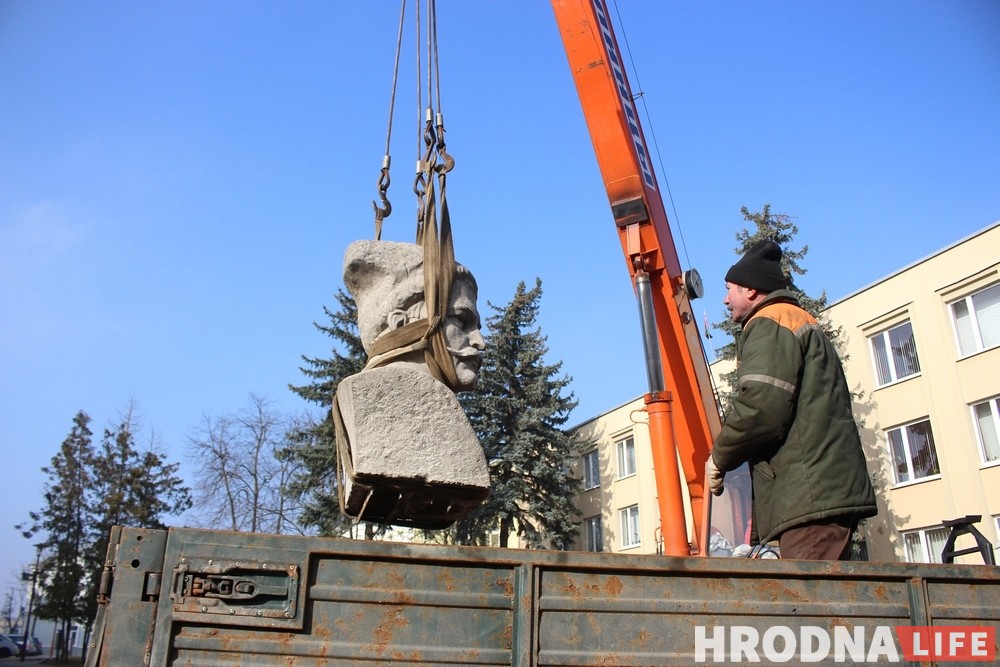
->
xmin=584 ymin=515 xmax=603 ymax=552
xmin=903 ymin=526 xmax=950 ymax=563
xmin=582 ymin=449 xmax=600 ymax=489
xmin=620 ymin=504 xmax=640 ymax=548
xmin=994 ymin=516 xmax=1000 ymax=558
xmin=616 ymin=436 xmax=636 ymax=479
xmin=869 ymin=321 xmax=920 ymax=386
xmin=972 ymin=397 xmax=1000 ymax=464
xmin=951 ymin=283 xmax=1000 ymax=356
xmin=886 ymin=419 xmax=940 ymax=485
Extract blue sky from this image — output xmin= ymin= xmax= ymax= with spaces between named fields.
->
xmin=2 ymin=1 xmax=998 ymax=584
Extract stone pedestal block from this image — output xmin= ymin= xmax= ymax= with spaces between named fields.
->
xmin=336 ymin=365 xmax=489 ymax=528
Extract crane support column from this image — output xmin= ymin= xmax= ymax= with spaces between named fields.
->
xmin=636 ymin=268 xmax=689 ymax=555
xmin=552 ymin=0 xmax=722 ymax=553
xmin=644 ymin=393 xmax=690 ymax=555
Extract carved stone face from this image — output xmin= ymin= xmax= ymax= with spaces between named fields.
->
xmin=443 ymin=276 xmax=485 ymax=391
xmin=344 ymin=240 xmax=485 ymax=391
xmin=382 ymin=273 xmax=485 ymax=391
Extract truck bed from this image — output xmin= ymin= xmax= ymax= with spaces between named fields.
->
xmin=86 ymin=526 xmax=1000 ymax=665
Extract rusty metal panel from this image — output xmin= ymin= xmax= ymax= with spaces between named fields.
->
xmin=534 ymin=564 xmax=909 ymax=665
xmin=149 ymin=529 xmax=523 ymax=666
xmin=531 ymin=556 xmax=1000 ymax=665
xmin=91 ymin=527 xmax=1000 ymax=666
xmin=86 ymin=526 xmax=168 ymax=667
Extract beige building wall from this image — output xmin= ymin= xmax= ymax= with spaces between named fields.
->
xmin=571 ymin=397 xmax=677 ymax=555
xmin=824 ymin=221 xmax=1000 ymax=564
xmin=571 ymin=221 xmax=1000 ymax=565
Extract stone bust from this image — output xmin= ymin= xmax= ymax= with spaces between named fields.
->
xmin=333 ymin=240 xmax=490 ymax=528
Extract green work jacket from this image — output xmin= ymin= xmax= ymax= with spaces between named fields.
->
xmin=712 ymin=290 xmax=877 ymax=545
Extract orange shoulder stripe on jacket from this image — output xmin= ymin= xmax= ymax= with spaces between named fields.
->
xmin=747 ymin=302 xmax=816 ymax=336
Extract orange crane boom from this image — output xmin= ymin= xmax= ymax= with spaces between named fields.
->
xmin=551 ymin=0 xmax=722 ymax=555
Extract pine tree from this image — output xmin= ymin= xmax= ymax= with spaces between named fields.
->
xmin=89 ymin=403 xmax=191 ymax=534
xmin=454 ymin=279 xmax=583 ymax=549
xmin=83 ymin=404 xmax=191 ymax=651
xmin=17 ymin=411 xmax=94 ymax=661
xmin=19 ymin=407 xmax=192 ymax=660
xmin=286 ymin=289 xmax=379 ymax=538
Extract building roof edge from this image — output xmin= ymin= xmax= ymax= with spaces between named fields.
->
xmin=827 ymin=219 xmax=1000 ymax=309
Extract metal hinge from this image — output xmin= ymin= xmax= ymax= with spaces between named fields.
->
xmin=97 ymin=562 xmax=114 ymax=606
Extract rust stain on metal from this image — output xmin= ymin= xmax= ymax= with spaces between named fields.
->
xmin=561 ymin=578 xmax=583 ymax=598
xmin=371 ymin=606 xmax=409 ymax=656
xmin=393 ymin=590 xmax=416 ymax=605
xmin=384 ymin=571 xmax=406 ymax=591
xmin=496 ymin=577 xmax=514 ymax=596
xmin=586 ymin=611 xmax=602 ymax=636
xmin=439 ymin=569 xmax=456 ymax=592
xmin=332 ymin=610 xmax=365 ymax=642
xmin=603 ymin=575 xmax=624 ymax=597
xmin=753 ymin=577 xmax=807 ymax=603
xmin=378 ymin=571 xmax=417 ymax=604
xmin=630 ymin=629 xmax=651 ymax=649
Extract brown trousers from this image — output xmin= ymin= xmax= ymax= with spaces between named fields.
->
xmin=778 ymin=517 xmax=856 ymax=560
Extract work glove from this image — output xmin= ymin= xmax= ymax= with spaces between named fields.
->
xmin=707 ymin=454 xmax=725 ymax=496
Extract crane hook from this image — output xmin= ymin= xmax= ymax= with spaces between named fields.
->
xmin=372 ymin=158 xmax=392 ymax=241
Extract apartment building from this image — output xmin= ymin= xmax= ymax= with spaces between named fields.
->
xmin=572 ymin=396 xmax=669 ymax=555
xmin=825 ymin=220 xmax=1000 ymax=564
xmin=571 ymin=221 xmax=1000 ymax=564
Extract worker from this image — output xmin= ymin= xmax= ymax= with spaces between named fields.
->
xmin=707 ymin=239 xmax=877 ymax=560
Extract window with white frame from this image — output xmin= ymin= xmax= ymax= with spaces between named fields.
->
xmin=582 ymin=449 xmax=600 ymax=489
xmin=869 ymin=320 xmax=920 ymax=386
xmin=620 ymin=505 xmax=641 ymax=548
xmin=616 ymin=436 xmax=636 ymax=479
xmin=994 ymin=516 xmax=1000 ymax=558
xmin=971 ymin=397 xmax=1000 ymax=464
xmin=950 ymin=283 xmax=1000 ymax=356
xmin=886 ymin=419 xmax=940 ymax=485
xmin=584 ymin=515 xmax=603 ymax=552
xmin=903 ymin=526 xmax=950 ymax=563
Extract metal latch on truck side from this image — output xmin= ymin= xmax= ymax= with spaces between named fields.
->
xmin=170 ymin=558 xmax=300 ymax=621
xmin=187 ymin=573 xmax=287 ymax=601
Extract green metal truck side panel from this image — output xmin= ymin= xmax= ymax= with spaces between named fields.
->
xmin=86 ymin=526 xmax=1000 ymax=666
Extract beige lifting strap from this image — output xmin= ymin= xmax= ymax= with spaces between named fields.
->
xmin=363 ymin=133 xmax=459 ymax=392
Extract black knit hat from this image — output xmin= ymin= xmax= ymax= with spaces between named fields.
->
xmin=725 ymin=240 xmax=787 ymax=293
